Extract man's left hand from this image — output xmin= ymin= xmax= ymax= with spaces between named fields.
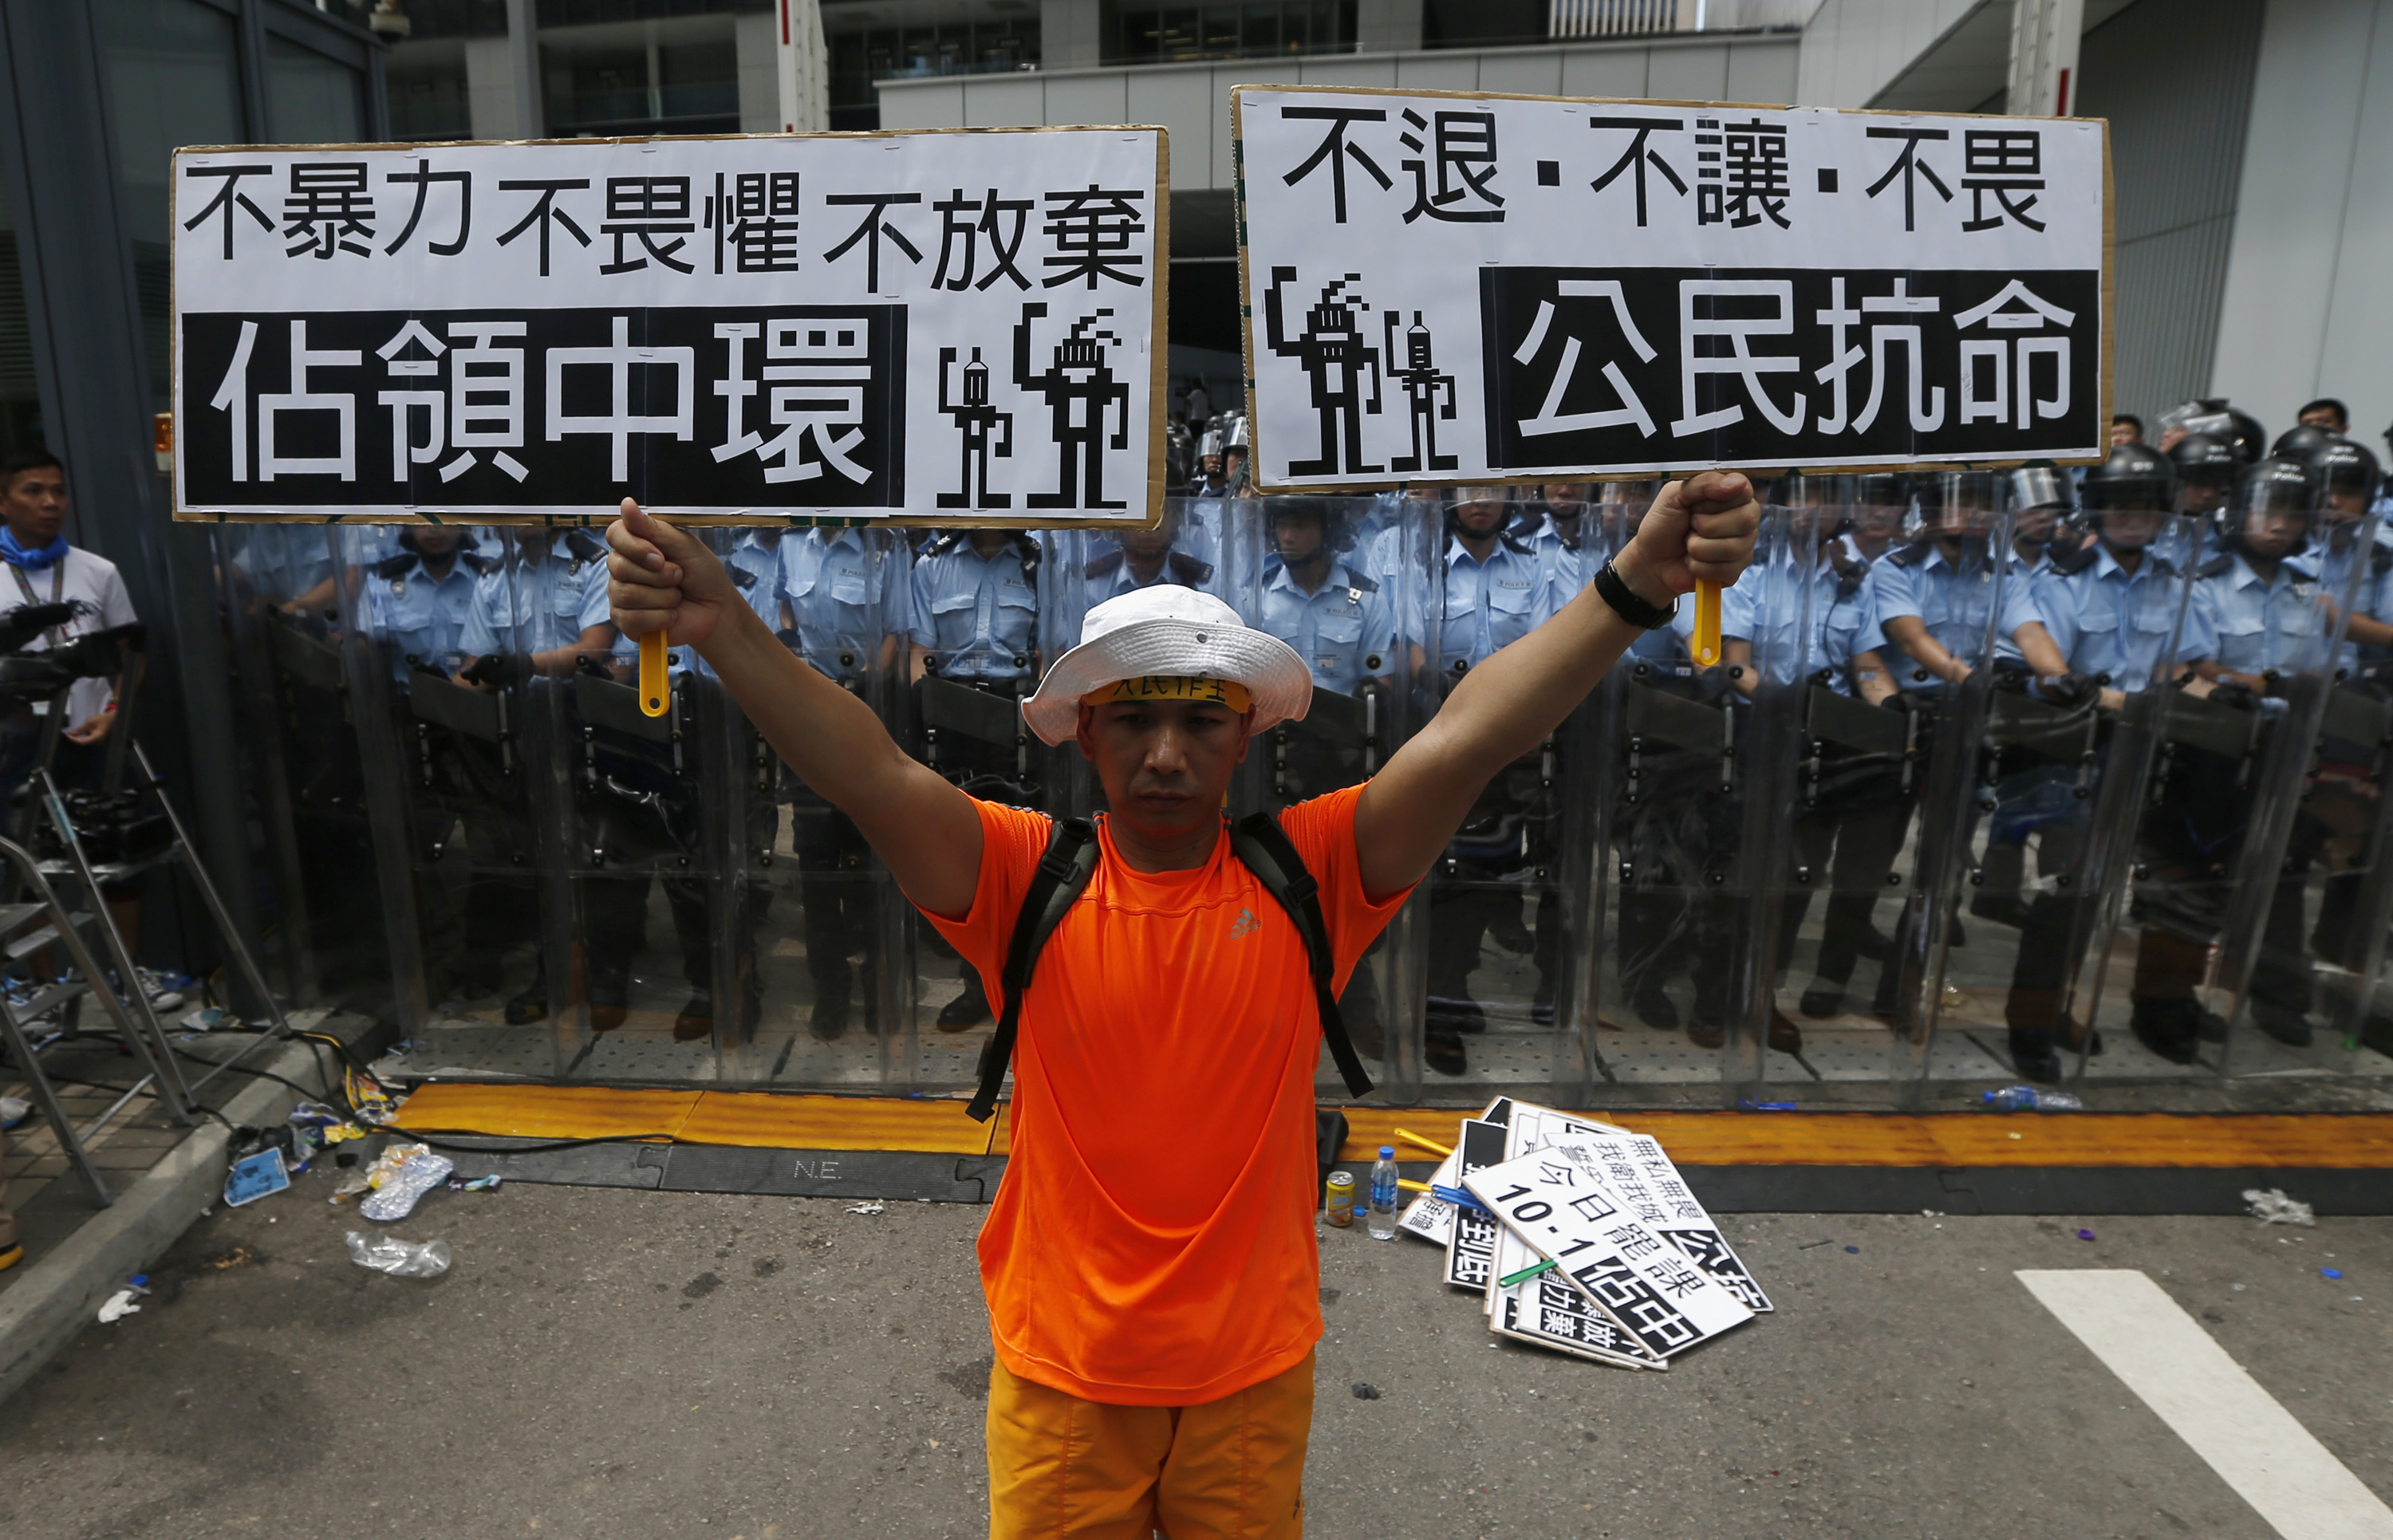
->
xmin=1614 ymin=471 xmax=1761 ymax=605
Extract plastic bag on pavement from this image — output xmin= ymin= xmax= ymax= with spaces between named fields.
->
xmin=345 ymin=1231 xmax=452 ymax=1278
xmin=2242 ymin=1187 xmax=2316 ymax=1227
xmin=357 ymin=1144 xmax=455 ymax=1222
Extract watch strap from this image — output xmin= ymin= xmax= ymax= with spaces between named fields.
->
xmin=1594 ymin=558 xmax=1677 ymax=631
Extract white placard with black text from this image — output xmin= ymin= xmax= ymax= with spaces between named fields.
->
xmin=1235 ymin=88 xmax=2107 ymax=489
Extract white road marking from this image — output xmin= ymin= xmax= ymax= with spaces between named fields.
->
xmin=2018 ymin=1269 xmax=2393 ymax=1540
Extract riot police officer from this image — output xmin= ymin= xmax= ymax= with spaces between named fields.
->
xmin=1425 ymin=488 xmax=1555 ymax=1073
xmin=1084 ymin=501 xmax=1216 ymax=605
xmin=780 ymin=527 xmax=905 ymax=1042
xmin=2002 ymin=443 xmax=2217 ymax=1079
xmin=911 ymin=528 xmax=1041 ymax=1028
xmin=365 ymin=526 xmax=483 ymax=681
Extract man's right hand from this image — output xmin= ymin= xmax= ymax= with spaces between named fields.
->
xmin=607 ymin=498 xmax=737 ymax=649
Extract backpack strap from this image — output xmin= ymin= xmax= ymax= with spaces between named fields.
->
xmin=966 ymin=817 xmax=1101 ymax=1123
xmin=1230 ymin=811 xmax=1374 ymax=1100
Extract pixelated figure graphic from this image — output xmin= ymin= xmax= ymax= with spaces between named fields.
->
xmin=1587 ymin=116 xmax=1688 ymax=227
xmin=1864 ymin=126 xmax=1953 ymax=233
xmin=938 ymin=346 xmax=1013 ymax=510
xmin=1264 ymin=267 xmax=1382 ymax=478
xmin=1382 ymin=310 xmax=1456 ymax=473
xmin=1279 ymin=106 xmax=1394 ymax=224
xmin=1013 ymin=303 xmax=1129 ymax=510
xmin=1398 ymin=108 xmax=1504 ymax=224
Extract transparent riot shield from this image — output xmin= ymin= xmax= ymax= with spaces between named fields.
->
xmin=1413 ymin=486 xmax=1584 ymax=1093
xmin=337 ymin=524 xmax=562 ymax=1069
xmin=1225 ymin=493 xmax=1434 ymax=1102
xmin=1942 ymin=498 xmax=2208 ymax=1089
xmin=215 ymin=524 xmax=378 ymax=1006
xmin=2182 ymin=471 xmax=2371 ymax=1078
xmin=902 ymin=527 xmax=1044 ymax=1071
xmin=691 ymin=526 xmax=919 ymax=1089
xmin=2306 ymin=542 xmax=2393 ymax=1072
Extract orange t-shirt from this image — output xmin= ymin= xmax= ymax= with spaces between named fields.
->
xmin=922 ymin=783 xmax=1410 ymax=1407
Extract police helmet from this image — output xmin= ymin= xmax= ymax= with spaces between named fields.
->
xmin=2222 ymin=455 xmax=2316 ymax=547
xmin=1225 ymin=415 xmax=1252 ymax=451
xmin=2164 ymin=399 xmax=2267 ymax=463
xmin=1854 ymin=472 xmax=1910 ymax=508
xmin=2167 ymin=431 xmax=2241 ymax=487
xmin=1265 ymin=495 xmax=1349 ymax=552
xmin=2081 ymin=442 xmax=2178 ymax=513
xmin=2007 ymin=465 xmax=2074 ymax=514
xmin=2312 ymin=435 xmax=2383 ymax=499
xmin=2272 ymin=423 xmax=2336 ymax=465
xmin=1198 ymin=426 xmax=1224 ymax=460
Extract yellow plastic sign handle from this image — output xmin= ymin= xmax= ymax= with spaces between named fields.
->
xmin=638 ymin=629 xmax=669 ymax=718
xmin=1692 ymin=580 xmax=1723 ymax=668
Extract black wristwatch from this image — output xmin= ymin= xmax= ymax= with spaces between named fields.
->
xmin=1594 ymin=558 xmax=1677 ymax=631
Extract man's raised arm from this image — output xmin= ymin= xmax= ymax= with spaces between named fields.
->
xmin=608 ymin=500 xmax=984 ymax=919
xmin=1352 ymin=472 xmax=1760 ymax=900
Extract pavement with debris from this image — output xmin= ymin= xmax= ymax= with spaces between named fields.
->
xmin=0 ymin=1164 xmax=2385 ymax=1538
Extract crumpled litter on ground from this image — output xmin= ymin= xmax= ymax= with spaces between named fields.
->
xmin=2242 ymin=1187 xmax=2316 ymax=1227
xmin=96 ymin=1290 xmax=142 ymax=1324
xmin=341 ymin=1144 xmax=456 ymax=1221
xmin=345 ymin=1231 xmax=452 ymax=1278
xmin=846 ymin=1200 xmax=885 ymax=1215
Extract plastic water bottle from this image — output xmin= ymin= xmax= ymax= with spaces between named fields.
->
xmin=1982 ymin=1085 xmax=2084 ymax=1112
xmin=1366 ymin=1147 xmax=1399 ymax=1240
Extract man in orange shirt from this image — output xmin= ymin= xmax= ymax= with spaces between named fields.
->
xmin=608 ymin=473 xmax=1758 ymax=1538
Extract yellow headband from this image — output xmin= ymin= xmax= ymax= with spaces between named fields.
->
xmin=1088 ymin=675 xmax=1253 ymax=713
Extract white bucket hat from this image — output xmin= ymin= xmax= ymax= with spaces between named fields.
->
xmin=1020 ymin=585 xmax=1312 ymax=746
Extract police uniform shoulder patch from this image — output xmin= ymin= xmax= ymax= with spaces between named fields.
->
xmin=2196 ymin=552 xmax=2236 ymax=581
xmin=731 ymin=564 xmax=759 ymax=590
xmin=2048 ymin=543 xmax=2101 ymax=577
xmin=1168 ymin=552 xmax=1214 ymax=586
xmin=370 ymin=552 xmax=416 ymax=581
xmin=1084 ymin=549 xmax=1124 ymax=578
xmin=1887 ymin=542 xmax=1930 ymax=569
xmin=1343 ymin=569 xmax=1379 ymax=594
xmin=462 ymin=553 xmax=500 ymax=577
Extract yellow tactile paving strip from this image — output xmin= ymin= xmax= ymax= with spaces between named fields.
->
xmin=395 ymin=1085 xmax=2393 ymax=1170
xmin=1340 ymin=1108 xmax=2393 ymax=1168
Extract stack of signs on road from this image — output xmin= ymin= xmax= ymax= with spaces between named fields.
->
xmin=1394 ymin=1099 xmax=1768 ymax=1368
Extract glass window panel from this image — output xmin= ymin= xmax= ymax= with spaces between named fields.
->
xmin=266 ymin=34 xmax=367 ymax=144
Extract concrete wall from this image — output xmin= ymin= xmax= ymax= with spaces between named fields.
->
xmin=2210 ymin=0 xmax=2393 ymax=444
xmin=877 ymin=34 xmax=1801 ymax=188
xmin=1792 ymin=0 xmax=1986 ymax=108
xmin=1041 ymin=0 xmax=1105 ymax=70
xmin=464 ymin=35 xmax=526 ymax=139
xmin=736 ymin=8 xmax=780 ymax=132
xmin=2078 ymin=0 xmax=2264 ymax=423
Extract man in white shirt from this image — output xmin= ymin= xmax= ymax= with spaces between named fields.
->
xmin=0 ymin=450 xmax=165 ymax=1002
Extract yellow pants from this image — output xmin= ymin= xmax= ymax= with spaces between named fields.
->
xmin=986 ymin=1350 xmax=1314 ymax=1540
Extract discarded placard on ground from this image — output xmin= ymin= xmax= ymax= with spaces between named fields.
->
xmin=1465 ymin=1141 xmax=1755 ymax=1360
xmin=1441 ymin=1117 xmax=1511 ymax=1293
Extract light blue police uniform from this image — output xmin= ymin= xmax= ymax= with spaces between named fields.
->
xmin=782 ymin=527 xmax=904 ymax=682
xmin=365 ymin=553 xmax=479 ymax=682
xmin=2032 ymin=544 xmax=2215 ymax=689
xmin=1082 ymin=545 xmax=1216 ymax=609
xmin=2194 ymin=551 xmax=2332 ymax=678
xmin=233 ymin=526 xmax=336 ymax=605
xmin=1992 ymin=546 xmax=2056 ymax=667
xmin=1723 ymin=552 xmax=1876 ymax=691
xmin=1256 ymin=559 xmax=1396 ymax=695
xmin=1867 ymin=540 xmax=2044 ymax=694
xmin=2312 ymin=533 xmax=2393 ymax=671
xmin=909 ymin=538 xmax=1037 ymax=682
xmin=1440 ymin=536 xmax=1553 ymax=672
xmin=459 ymin=535 xmax=603 ymax=660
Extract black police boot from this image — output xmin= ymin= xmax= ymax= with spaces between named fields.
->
xmin=2008 ymin=1030 xmax=2064 ymax=1085
xmin=2128 ymin=999 xmax=2202 ymax=1065
xmin=936 ymin=976 xmax=991 ymax=1032
xmin=1767 ymin=1009 xmax=1803 ymax=1056
xmin=673 ymin=989 xmax=714 ymax=1042
xmin=588 ymin=979 xmax=629 ymax=1033
xmin=809 ymin=993 xmax=850 ymax=1042
xmin=1425 ymin=1026 xmax=1468 ymax=1077
xmin=2248 ymin=996 xmax=2312 ymax=1048
xmin=1798 ymin=983 xmax=1843 ymax=1019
